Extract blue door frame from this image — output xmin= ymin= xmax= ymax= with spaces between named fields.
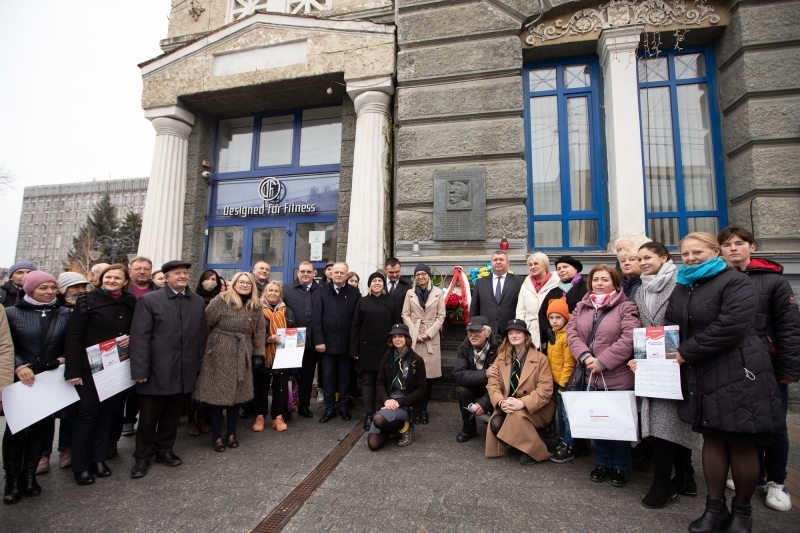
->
xmin=204 ymin=214 xmax=338 ymax=285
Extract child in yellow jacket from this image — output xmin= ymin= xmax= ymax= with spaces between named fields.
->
xmin=546 ymin=297 xmax=576 ymax=463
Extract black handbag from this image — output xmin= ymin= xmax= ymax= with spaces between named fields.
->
xmin=564 ymin=311 xmax=608 ymax=392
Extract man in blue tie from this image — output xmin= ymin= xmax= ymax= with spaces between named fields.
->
xmin=469 ymin=251 xmax=524 ymax=335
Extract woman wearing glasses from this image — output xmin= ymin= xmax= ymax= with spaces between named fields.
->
xmin=193 ymin=272 xmax=266 ymax=452
xmin=401 ymin=263 xmax=445 ymax=425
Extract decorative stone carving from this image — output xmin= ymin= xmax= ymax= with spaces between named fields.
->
xmin=288 ymin=0 xmax=332 ymax=15
xmin=226 ymin=0 xmax=331 ymax=22
xmin=189 ymin=0 xmax=206 ymax=22
xmin=525 ymin=0 xmax=720 ymax=46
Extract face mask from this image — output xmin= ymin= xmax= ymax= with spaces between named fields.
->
xmin=202 ymin=280 xmax=217 ymax=291
xmin=65 ymin=295 xmax=77 ymax=304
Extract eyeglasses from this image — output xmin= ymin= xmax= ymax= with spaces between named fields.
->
xmin=298 ymin=270 xmax=314 ymax=274
xmin=415 ymin=273 xmax=428 ymax=277
xmin=237 ymin=281 xmax=253 ymax=286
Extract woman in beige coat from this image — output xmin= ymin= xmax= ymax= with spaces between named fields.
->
xmin=401 ymin=263 xmax=445 ymax=425
xmin=194 ymin=272 xmax=266 ymax=452
xmin=516 ymin=252 xmax=560 ymax=350
xmin=486 ymin=319 xmax=556 ymax=465
xmin=0 ymin=305 xmax=13 ymax=407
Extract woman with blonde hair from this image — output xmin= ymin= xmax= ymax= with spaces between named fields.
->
xmin=194 ymin=272 xmax=266 ymax=452
xmin=665 ymin=232 xmax=782 ymax=532
xmin=516 ymin=252 xmax=559 ymax=350
xmin=485 ymin=319 xmax=556 ymax=465
xmin=252 ymin=280 xmax=296 ymax=433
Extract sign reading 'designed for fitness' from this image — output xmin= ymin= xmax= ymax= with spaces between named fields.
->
xmin=213 ymin=175 xmax=339 ymax=217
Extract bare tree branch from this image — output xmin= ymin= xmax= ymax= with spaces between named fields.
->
xmin=0 ymin=163 xmax=15 ymax=195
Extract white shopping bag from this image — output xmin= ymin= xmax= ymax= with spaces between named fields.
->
xmin=562 ymin=380 xmax=639 ymax=442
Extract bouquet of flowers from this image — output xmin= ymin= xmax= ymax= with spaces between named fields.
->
xmin=444 ymin=266 xmax=472 ymax=324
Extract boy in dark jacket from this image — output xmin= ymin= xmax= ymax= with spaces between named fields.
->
xmin=718 ymin=226 xmax=800 ymax=512
xmin=452 ymin=316 xmax=499 ymax=443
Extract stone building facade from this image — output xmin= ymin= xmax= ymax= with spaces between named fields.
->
xmin=137 ymin=0 xmax=800 ymax=288
xmin=15 ymin=178 xmax=149 ymax=275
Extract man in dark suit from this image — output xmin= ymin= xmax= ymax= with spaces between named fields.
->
xmin=469 ymin=250 xmax=524 ymax=335
xmin=129 ymin=261 xmax=207 ymax=479
xmin=311 ymin=262 xmax=361 ymax=423
xmin=384 ymin=257 xmax=412 ymax=324
xmin=283 ymin=261 xmax=320 ymax=418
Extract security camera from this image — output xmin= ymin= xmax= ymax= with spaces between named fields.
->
xmin=201 ymin=170 xmax=211 ymax=179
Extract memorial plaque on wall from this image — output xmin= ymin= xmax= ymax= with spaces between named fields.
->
xmin=433 ymin=168 xmax=486 ymax=240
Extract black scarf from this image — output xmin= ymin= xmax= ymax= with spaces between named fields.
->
xmin=415 ymin=284 xmax=430 ymax=309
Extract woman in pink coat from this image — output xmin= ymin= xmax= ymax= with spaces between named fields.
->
xmin=567 ymin=264 xmax=640 ymax=488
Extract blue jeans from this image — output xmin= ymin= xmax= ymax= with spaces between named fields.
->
xmin=555 ymin=392 xmax=574 ymax=446
xmin=594 ymin=438 xmax=632 ymax=471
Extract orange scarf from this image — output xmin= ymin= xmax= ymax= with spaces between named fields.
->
xmin=262 ymin=305 xmax=287 ymax=367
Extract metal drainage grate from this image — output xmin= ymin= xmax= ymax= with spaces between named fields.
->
xmin=251 ymin=420 xmax=365 ymax=533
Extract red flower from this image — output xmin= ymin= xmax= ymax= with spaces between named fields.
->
xmin=446 ymin=293 xmax=461 ymax=307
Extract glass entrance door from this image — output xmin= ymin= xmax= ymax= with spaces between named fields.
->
xmin=204 ymin=216 xmax=337 ymax=285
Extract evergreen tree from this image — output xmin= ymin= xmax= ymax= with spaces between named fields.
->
xmin=87 ymin=193 xmax=118 ymax=240
xmin=64 ymin=193 xmax=120 ymax=273
xmin=115 ymin=210 xmax=143 ymax=264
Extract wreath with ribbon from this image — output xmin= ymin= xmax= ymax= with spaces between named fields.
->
xmin=443 ymin=266 xmax=472 ymax=326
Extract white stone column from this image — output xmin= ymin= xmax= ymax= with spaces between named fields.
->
xmin=138 ymin=106 xmax=195 ymax=267
xmin=597 ymin=26 xmax=647 ymax=243
xmin=345 ymin=77 xmax=394 ymax=284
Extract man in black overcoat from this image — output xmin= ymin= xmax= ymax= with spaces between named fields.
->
xmin=469 ymin=250 xmax=524 ymax=335
xmin=283 ymin=261 xmax=320 ymax=418
xmin=311 ymin=262 xmax=361 ymax=422
xmin=384 ymin=257 xmax=412 ymax=324
xmin=129 ymin=261 xmax=207 ymax=478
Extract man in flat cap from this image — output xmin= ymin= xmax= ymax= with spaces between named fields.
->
xmin=452 ymin=316 xmax=499 ymax=443
xmin=129 ymin=261 xmax=206 ymax=478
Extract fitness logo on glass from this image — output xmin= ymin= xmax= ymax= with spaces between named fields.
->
xmin=259 ymin=177 xmax=286 ymax=207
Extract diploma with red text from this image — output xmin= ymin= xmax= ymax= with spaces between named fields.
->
xmin=271 ymin=328 xmax=306 ymax=370
xmin=633 ymin=326 xmax=683 ymax=400
xmin=86 ymin=337 xmax=135 ymax=401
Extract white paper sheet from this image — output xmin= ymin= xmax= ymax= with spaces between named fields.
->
xmin=1 ymin=365 xmax=79 ymax=434
xmin=272 ymin=327 xmax=306 ymax=370
xmin=634 ymin=359 xmax=683 ymax=400
xmin=87 ymin=337 xmax=136 ymax=402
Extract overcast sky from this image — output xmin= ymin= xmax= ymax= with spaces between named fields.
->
xmin=0 ymin=0 xmax=171 ymax=267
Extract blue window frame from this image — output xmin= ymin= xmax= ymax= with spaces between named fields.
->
xmin=523 ymin=57 xmax=606 ymax=251
xmin=205 ymin=105 xmax=343 ymax=284
xmin=638 ymin=47 xmax=727 ymax=246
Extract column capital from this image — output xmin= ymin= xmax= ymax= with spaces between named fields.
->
xmin=144 ymin=105 xmax=196 ymax=127
xmin=351 ymin=91 xmax=392 ymax=118
xmin=597 ymin=25 xmax=644 ymax=68
xmin=345 ymin=76 xmax=393 ymax=98
xmin=150 ymin=117 xmax=193 ymax=140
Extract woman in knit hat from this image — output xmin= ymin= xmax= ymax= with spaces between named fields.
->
xmin=400 ymin=263 xmax=445 ymax=425
xmin=57 ymin=272 xmax=91 ymax=307
xmin=3 ymin=271 xmax=71 ymax=504
xmin=350 ymin=272 xmax=392 ymax=430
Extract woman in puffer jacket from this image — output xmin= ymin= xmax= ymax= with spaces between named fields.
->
xmin=665 ymin=232 xmax=782 ymax=533
xmin=567 ymin=264 xmax=640 ymax=488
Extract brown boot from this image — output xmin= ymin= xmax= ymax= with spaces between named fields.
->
xmin=196 ymin=409 xmax=210 ymax=434
xmin=187 ymin=408 xmax=200 ymax=437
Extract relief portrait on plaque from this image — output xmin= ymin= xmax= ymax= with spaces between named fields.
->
xmin=446 ymin=180 xmax=472 ymax=210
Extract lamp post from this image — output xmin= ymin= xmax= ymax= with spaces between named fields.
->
xmin=89 ymin=236 xmax=138 ymax=265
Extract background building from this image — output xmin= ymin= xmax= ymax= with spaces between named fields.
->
xmin=14 ymin=178 xmax=149 ymax=274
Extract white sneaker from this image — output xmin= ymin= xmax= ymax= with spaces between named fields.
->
xmin=726 ymin=478 xmax=735 ymax=491
xmin=765 ymin=481 xmax=792 ymax=511
xmin=316 ymin=388 xmax=324 ymax=403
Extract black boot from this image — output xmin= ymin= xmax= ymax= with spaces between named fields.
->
xmin=688 ymin=496 xmax=729 ymax=533
xmin=642 ymin=476 xmax=678 ymax=508
xmin=2 ymin=440 xmax=23 ymax=505
xmin=721 ymin=503 xmax=752 ymax=533
xmin=672 ymin=446 xmax=697 ymax=496
xmin=21 ymin=439 xmax=44 ymax=497
xmin=363 ymin=413 xmax=373 ymax=432
xmin=643 ymin=438 xmax=678 ymax=508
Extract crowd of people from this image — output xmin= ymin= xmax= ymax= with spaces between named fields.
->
xmin=0 ymin=227 xmax=797 ymax=533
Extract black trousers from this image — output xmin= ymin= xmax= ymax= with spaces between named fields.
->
xmin=71 ymin=371 xmax=116 ymax=473
xmin=361 ymin=371 xmax=378 ymax=414
xmin=253 ymin=372 xmax=288 ymax=419
xmin=110 ymin=388 xmax=129 ymax=443
xmin=321 ymin=353 xmax=350 ymax=414
xmin=298 ymin=345 xmax=318 ymax=410
xmin=134 ymin=393 xmax=184 ymax=460
xmin=124 ymin=386 xmax=140 ymax=424
xmin=456 ymin=385 xmax=488 ymax=432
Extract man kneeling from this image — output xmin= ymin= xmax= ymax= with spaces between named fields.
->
xmin=452 ymin=316 xmax=499 ymax=443
xmin=486 ymin=319 xmax=556 ymax=465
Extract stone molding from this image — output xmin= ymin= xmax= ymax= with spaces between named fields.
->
xmin=150 ymin=117 xmax=195 ymax=141
xmin=141 ymin=12 xmax=395 ymax=77
xmin=525 ymin=0 xmax=722 ymax=46
xmin=144 ymin=106 xmax=197 ymax=127
xmin=596 ymin=23 xmax=643 ymax=65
